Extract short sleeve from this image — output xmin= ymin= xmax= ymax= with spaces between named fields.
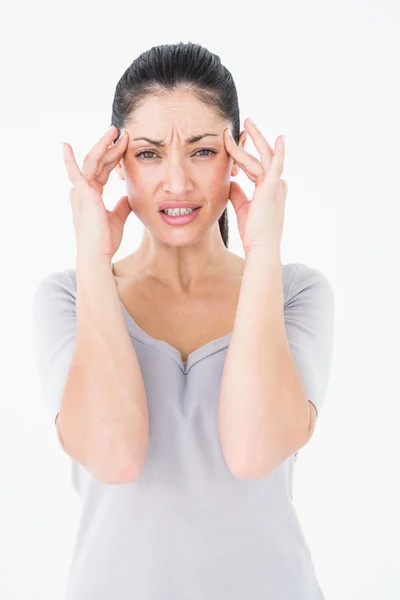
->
xmin=283 ymin=263 xmax=335 ymax=420
xmin=31 ymin=270 xmax=77 ymax=425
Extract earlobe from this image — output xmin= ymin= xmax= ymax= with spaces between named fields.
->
xmin=115 ymin=162 xmax=125 ymax=181
xmin=231 ymin=164 xmax=240 ymax=177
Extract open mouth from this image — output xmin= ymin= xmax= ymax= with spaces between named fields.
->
xmin=159 ymin=206 xmax=202 ymax=224
xmin=160 ymin=207 xmax=201 ymax=214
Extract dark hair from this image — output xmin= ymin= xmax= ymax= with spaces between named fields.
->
xmin=110 ymin=42 xmax=241 ymax=248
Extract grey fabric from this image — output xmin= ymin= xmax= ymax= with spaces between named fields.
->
xmin=31 ymin=262 xmax=334 ymax=599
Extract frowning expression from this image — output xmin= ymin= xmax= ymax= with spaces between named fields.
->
xmin=114 ymin=89 xmax=246 ymax=234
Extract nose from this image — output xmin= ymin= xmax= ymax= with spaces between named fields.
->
xmin=162 ymin=154 xmax=194 ymax=197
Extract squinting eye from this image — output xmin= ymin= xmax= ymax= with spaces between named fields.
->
xmin=136 ymin=150 xmax=157 ymax=160
xmin=195 ymin=149 xmax=217 ymax=157
xmin=135 ymin=148 xmax=217 ymax=160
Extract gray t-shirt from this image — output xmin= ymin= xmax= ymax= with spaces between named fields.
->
xmin=31 ymin=261 xmax=335 ymax=600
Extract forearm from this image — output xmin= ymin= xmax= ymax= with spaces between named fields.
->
xmin=218 ymin=248 xmax=310 ymax=478
xmin=59 ymin=259 xmax=149 ymax=484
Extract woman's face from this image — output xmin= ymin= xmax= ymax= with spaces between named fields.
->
xmin=114 ymin=89 xmax=246 ymax=241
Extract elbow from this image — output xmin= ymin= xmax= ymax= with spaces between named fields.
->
xmin=226 ymin=428 xmax=310 ymax=480
xmin=56 ymin=415 xmax=147 ymax=485
xmin=228 ymin=453 xmax=284 ymax=480
xmin=97 ymin=436 xmax=149 ymax=484
xmin=224 ymin=452 xmax=265 ymax=480
xmin=93 ymin=447 xmax=148 ymax=485
xmin=84 ymin=450 xmax=146 ymax=485
xmin=98 ymin=461 xmax=144 ymax=485
xmin=227 ymin=455 xmax=273 ymax=480
xmin=56 ymin=409 xmax=149 ymax=485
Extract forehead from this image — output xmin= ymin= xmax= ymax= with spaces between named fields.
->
xmin=129 ymin=90 xmax=223 ymax=129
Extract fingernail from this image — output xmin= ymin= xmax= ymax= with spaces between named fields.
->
xmin=282 ymin=135 xmax=286 ymax=147
xmin=226 ymin=128 xmax=233 ymax=139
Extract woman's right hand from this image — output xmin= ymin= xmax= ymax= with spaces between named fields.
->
xmin=62 ymin=125 xmax=130 ymax=265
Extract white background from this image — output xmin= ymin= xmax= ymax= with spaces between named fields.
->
xmin=1 ymin=0 xmax=399 ymax=598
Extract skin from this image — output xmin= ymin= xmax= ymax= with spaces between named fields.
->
xmin=113 ymin=88 xmax=247 ymax=294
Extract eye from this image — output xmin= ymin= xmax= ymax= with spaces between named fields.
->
xmin=135 ymin=148 xmax=217 ymax=160
xmin=194 ymin=148 xmax=217 ymax=157
xmin=135 ymin=150 xmax=158 ymax=160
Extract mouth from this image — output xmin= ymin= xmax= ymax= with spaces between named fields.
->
xmin=159 ymin=207 xmax=201 ymax=214
xmin=158 ymin=202 xmax=201 ymax=211
xmin=159 ymin=206 xmax=201 ymax=225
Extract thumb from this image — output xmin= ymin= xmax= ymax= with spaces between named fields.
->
xmin=69 ymin=187 xmax=81 ymax=232
xmin=228 ymin=180 xmax=249 ymax=215
xmin=112 ymin=195 xmax=131 ymax=225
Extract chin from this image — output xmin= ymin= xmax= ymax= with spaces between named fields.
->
xmin=159 ymin=232 xmax=202 ymax=247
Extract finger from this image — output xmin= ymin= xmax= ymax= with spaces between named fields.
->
xmin=269 ymin=136 xmax=286 ymax=179
xmin=68 ymin=187 xmax=81 ymax=230
xmin=80 ymin=125 xmax=120 ymax=180
xmin=243 ymin=118 xmax=274 ymax=171
xmin=112 ymin=195 xmax=131 ymax=225
xmin=228 ymin=180 xmax=249 ymax=215
xmin=224 ymin=128 xmax=263 ymax=183
xmin=104 ymin=130 xmax=129 ymax=165
xmin=62 ymin=142 xmax=90 ymax=196
xmin=94 ymin=131 xmax=129 ymax=184
xmin=63 ymin=142 xmax=83 ymax=187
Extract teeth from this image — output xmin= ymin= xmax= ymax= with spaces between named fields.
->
xmin=163 ymin=207 xmax=195 ymax=216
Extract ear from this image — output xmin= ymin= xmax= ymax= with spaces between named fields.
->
xmin=231 ymin=130 xmax=247 ymax=177
xmin=114 ymin=154 xmax=125 ymax=181
xmin=115 ymin=160 xmax=125 ymax=181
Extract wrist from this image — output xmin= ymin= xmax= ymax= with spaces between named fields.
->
xmin=244 ymin=245 xmax=281 ymax=265
xmin=76 ymin=255 xmax=113 ymax=276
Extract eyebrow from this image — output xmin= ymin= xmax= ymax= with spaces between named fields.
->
xmin=130 ymin=133 xmax=220 ymax=146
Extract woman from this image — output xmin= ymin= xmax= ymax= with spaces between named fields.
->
xmin=32 ymin=42 xmax=334 ymax=599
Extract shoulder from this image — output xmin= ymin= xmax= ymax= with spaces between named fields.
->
xmin=32 ymin=268 xmax=76 ymax=308
xmin=283 ymin=262 xmax=334 ymax=307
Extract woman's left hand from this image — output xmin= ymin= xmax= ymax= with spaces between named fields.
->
xmin=224 ymin=118 xmax=288 ymax=256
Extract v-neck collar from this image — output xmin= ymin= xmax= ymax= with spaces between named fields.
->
xmin=69 ymin=268 xmax=232 ymax=374
xmin=118 ymin=295 xmax=232 ymax=374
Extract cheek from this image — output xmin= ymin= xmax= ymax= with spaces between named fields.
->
xmin=216 ymin=166 xmax=233 ymax=190
xmin=205 ymin=172 xmax=232 ymax=206
xmin=123 ymin=161 xmax=154 ymax=192
xmin=206 ymin=158 xmax=230 ymax=184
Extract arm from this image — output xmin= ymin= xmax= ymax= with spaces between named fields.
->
xmin=58 ymin=259 xmax=149 ymax=484
xmin=218 ymin=250 xmax=311 ymax=479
